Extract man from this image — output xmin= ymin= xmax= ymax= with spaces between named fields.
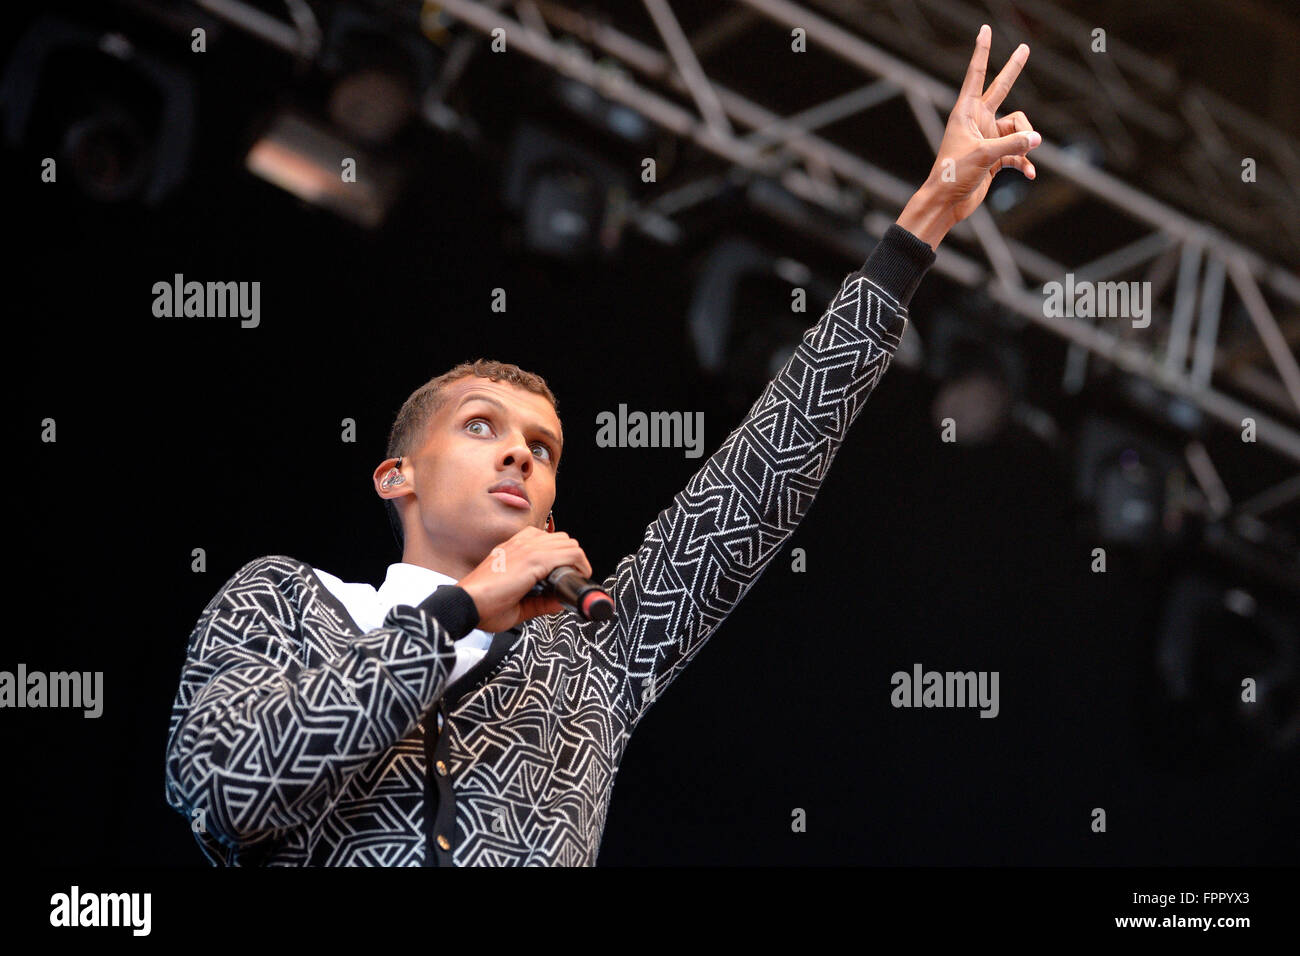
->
xmin=165 ymin=26 xmax=1039 ymax=865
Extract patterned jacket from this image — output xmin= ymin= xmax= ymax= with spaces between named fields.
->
xmin=163 ymin=225 xmax=936 ymax=865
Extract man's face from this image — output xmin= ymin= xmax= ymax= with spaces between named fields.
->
xmin=407 ymin=376 xmax=563 ymax=563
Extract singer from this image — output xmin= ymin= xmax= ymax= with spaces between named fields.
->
xmin=164 ymin=25 xmax=1039 ymax=865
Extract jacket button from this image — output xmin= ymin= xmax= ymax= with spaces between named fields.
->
xmin=437 ymin=834 xmax=451 ymax=851
xmin=435 ymin=760 xmax=448 ymax=776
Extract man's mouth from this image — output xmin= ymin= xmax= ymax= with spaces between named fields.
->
xmin=489 ymin=490 xmax=530 ymax=510
xmin=488 ymin=480 xmax=530 ymax=510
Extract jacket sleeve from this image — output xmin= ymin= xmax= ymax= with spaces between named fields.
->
xmin=598 ymin=224 xmax=936 ymax=724
xmin=163 ymin=555 xmax=477 ymax=853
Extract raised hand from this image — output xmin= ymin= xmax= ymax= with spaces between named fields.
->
xmin=896 ymin=25 xmax=1040 ymax=249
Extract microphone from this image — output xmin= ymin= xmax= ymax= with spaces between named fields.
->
xmin=529 ymin=567 xmax=615 ymax=622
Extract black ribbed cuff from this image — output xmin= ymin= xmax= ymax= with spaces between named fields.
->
xmin=859 ymin=223 xmax=937 ymax=309
xmin=417 ymin=585 xmax=480 ymax=641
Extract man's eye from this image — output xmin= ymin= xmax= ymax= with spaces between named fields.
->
xmin=468 ymin=419 xmax=552 ymax=461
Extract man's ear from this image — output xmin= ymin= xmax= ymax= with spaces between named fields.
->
xmin=373 ymin=457 xmax=412 ymax=500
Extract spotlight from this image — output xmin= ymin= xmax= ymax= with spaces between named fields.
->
xmin=243 ymin=5 xmax=442 ymax=230
xmin=925 ymin=309 xmax=1024 ymax=445
xmin=932 ymin=374 xmax=1012 ymax=442
xmin=1073 ymin=416 xmax=1185 ymax=547
xmin=0 ymin=16 xmax=196 ymax=204
xmin=245 ymin=110 xmax=403 ymax=229
xmin=320 ymin=5 xmax=440 ymax=148
xmin=553 ymin=71 xmax=654 ymax=147
xmin=327 ymin=67 xmax=417 ymax=146
xmin=500 ymin=121 xmax=630 ymax=259
xmin=686 ymin=237 xmax=838 ymax=410
xmin=61 ymin=102 xmax=152 ymax=202
xmin=522 ymin=164 xmax=605 ymax=257
xmin=1152 ymin=572 xmax=1300 ymax=766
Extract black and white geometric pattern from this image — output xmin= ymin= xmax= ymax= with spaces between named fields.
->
xmin=164 ymin=227 xmax=932 ymax=865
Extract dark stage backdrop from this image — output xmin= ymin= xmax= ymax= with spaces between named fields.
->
xmin=5 ymin=11 xmax=1297 ymax=868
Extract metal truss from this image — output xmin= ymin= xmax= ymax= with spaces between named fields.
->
xmin=146 ymin=0 xmax=1300 ymax=542
xmin=417 ymin=0 xmax=1300 ymax=523
xmin=805 ymin=0 xmax=1300 ymax=264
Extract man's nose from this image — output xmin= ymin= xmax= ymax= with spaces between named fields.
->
xmin=501 ymin=442 xmax=532 ymax=473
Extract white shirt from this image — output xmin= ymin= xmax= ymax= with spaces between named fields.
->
xmin=311 ymin=562 xmax=493 ymax=730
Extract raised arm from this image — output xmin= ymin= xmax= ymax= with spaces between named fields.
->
xmin=163 ymin=555 xmax=475 ymax=856
xmin=592 ymin=25 xmax=1039 ymax=725
xmin=596 ymin=225 xmax=934 ymax=723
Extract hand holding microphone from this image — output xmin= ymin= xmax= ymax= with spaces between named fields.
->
xmin=457 ymin=526 xmax=613 ymax=632
xmin=526 ymin=566 xmax=614 ymax=622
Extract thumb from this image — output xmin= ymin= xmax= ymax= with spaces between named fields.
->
xmin=978 ymin=130 xmax=1041 ymax=167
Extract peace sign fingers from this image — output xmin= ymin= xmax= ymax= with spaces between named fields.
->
xmin=959 ymin=24 xmax=993 ymax=102
xmin=983 ymin=42 xmax=1031 ymax=114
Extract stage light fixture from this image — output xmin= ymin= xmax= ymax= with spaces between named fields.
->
xmin=0 ymin=15 xmax=196 ymax=205
xmin=500 ymin=121 xmax=630 ymax=260
xmin=686 ymin=236 xmax=844 ymax=410
xmin=925 ymin=310 xmax=1025 ymax=445
xmin=1073 ymin=415 xmax=1187 ymax=548
xmin=1153 ymin=572 xmax=1300 ymax=764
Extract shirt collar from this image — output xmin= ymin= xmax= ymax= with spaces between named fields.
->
xmin=376 ymin=562 xmax=460 ymax=610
